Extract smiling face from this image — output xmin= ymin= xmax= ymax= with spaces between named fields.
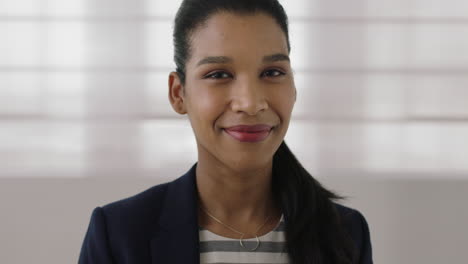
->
xmin=169 ymin=12 xmax=296 ymax=172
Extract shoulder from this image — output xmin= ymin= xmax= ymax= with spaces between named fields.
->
xmin=89 ymin=163 xmax=198 ymax=235
xmin=334 ymin=203 xmax=367 ymax=225
xmin=83 ymin=179 xmax=175 ymax=248
xmin=334 ymin=202 xmax=373 ymax=264
xmin=99 ymin=180 xmax=171 ymax=229
xmin=79 ymin=180 xmax=175 ymax=263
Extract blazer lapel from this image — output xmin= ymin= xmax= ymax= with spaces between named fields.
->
xmin=150 ymin=163 xmax=200 ymax=264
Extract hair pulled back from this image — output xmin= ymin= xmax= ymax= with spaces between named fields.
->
xmin=173 ymin=1 xmax=357 ymax=263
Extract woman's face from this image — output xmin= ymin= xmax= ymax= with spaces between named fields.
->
xmin=169 ymin=12 xmax=296 ymax=172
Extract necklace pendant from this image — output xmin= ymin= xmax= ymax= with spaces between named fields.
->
xmin=239 ymin=234 xmax=261 ymax=251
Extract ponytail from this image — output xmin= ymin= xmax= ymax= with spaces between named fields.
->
xmin=272 ymin=141 xmax=357 ymax=263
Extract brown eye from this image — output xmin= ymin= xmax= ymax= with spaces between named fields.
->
xmin=204 ymin=71 xmax=232 ymax=79
xmin=262 ymin=69 xmax=285 ymax=78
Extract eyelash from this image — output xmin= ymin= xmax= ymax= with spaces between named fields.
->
xmin=204 ymin=71 xmax=232 ymax=79
xmin=203 ymin=69 xmax=286 ymax=79
xmin=262 ymin=69 xmax=286 ymax=78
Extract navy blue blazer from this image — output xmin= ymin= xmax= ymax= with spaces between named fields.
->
xmin=79 ymin=164 xmax=373 ymax=264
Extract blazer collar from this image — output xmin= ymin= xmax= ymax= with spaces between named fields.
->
xmin=150 ymin=163 xmax=200 ymax=264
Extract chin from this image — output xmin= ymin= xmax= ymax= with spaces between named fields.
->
xmin=224 ymin=154 xmax=273 ymax=173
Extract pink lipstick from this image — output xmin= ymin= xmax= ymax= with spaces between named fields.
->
xmin=224 ymin=124 xmax=273 ymax=142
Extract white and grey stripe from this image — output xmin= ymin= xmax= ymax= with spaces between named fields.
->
xmin=199 ymin=215 xmax=289 ymax=264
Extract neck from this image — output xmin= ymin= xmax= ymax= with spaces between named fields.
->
xmin=195 ymin=158 xmax=277 ymax=227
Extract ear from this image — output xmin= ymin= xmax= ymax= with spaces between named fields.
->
xmin=168 ymin=72 xmax=187 ymax=115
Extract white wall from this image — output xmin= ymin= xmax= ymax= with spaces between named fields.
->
xmin=1 ymin=0 xmax=467 ymax=263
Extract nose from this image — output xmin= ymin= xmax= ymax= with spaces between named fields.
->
xmin=230 ymin=77 xmax=268 ymax=115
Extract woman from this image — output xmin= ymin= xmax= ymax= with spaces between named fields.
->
xmin=79 ymin=0 xmax=373 ymax=263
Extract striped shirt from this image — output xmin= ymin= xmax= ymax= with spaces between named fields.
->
xmin=199 ymin=215 xmax=289 ymax=264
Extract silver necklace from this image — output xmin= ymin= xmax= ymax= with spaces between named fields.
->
xmin=200 ymin=206 xmax=272 ymax=251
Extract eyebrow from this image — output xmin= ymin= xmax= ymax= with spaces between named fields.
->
xmin=196 ymin=56 xmax=233 ymax=66
xmin=262 ymin=53 xmax=290 ymax=63
xmin=196 ymin=53 xmax=290 ymax=67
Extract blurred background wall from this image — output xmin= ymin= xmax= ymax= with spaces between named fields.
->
xmin=1 ymin=0 xmax=467 ymax=263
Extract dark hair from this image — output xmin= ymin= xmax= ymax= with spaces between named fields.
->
xmin=273 ymin=141 xmax=357 ymax=263
xmin=173 ymin=1 xmax=357 ymax=263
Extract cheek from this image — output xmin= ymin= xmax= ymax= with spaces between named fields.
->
xmin=270 ymin=84 xmax=296 ymax=116
xmin=187 ymin=88 xmax=226 ymax=127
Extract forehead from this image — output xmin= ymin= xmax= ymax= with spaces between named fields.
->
xmin=188 ymin=12 xmax=289 ymax=64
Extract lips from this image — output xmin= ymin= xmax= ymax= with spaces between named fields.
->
xmin=223 ymin=124 xmax=273 ymax=142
